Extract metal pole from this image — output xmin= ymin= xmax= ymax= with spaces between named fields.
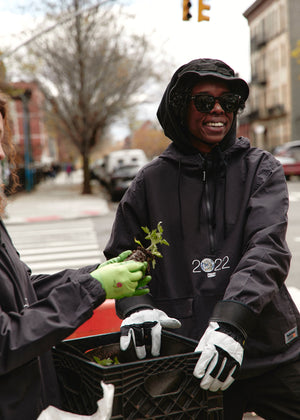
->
xmin=21 ymin=90 xmax=33 ymax=192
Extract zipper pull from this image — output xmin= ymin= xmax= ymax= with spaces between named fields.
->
xmin=24 ymin=297 xmax=29 ymax=308
xmin=202 ymin=169 xmax=206 ymax=182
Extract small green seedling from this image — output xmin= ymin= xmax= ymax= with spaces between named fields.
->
xmin=133 ymin=221 xmax=169 ymax=269
xmin=93 ymin=356 xmax=120 ymax=366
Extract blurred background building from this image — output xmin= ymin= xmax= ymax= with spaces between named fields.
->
xmin=239 ymin=0 xmax=300 ymax=150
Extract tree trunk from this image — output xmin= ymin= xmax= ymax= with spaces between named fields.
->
xmin=81 ymin=152 xmax=91 ymax=194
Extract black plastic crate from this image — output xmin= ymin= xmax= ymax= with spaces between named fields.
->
xmin=53 ymin=331 xmax=223 ymax=419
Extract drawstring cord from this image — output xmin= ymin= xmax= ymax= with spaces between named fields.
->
xmin=177 ymin=147 xmax=229 ymax=240
xmin=213 ymin=146 xmax=228 ymax=237
xmin=177 ymin=159 xmax=184 ymax=239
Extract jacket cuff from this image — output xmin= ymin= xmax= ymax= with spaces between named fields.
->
xmin=115 ymin=294 xmax=156 ymax=319
xmin=80 ymin=274 xmax=106 ymax=308
xmin=210 ymin=300 xmax=257 ymax=339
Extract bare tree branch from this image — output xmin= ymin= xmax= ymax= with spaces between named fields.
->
xmin=14 ymin=0 xmax=167 ymax=193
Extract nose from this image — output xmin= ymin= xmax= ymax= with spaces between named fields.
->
xmin=211 ymin=100 xmax=224 ymax=113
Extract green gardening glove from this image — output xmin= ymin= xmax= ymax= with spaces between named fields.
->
xmin=98 ymin=250 xmax=132 ymax=268
xmin=91 ymin=260 xmax=151 ymax=299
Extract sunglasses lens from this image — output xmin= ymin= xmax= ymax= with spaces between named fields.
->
xmin=219 ymin=94 xmax=240 ymax=112
xmin=193 ymin=95 xmax=215 ymax=112
xmin=192 ymin=94 xmax=241 ymax=113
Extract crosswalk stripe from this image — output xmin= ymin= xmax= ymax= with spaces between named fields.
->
xmin=28 ymin=258 xmax=100 ymax=274
xmin=20 ymin=249 xmax=101 ymax=264
xmin=6 ymin=218 xmax=103 ymax=275
xmin=19 ymin=244 xmax=99 ymax=256
xmin=288 ymin=191 xmax=300 ymax=202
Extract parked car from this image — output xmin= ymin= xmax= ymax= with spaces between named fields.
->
xmin=90 ymin=158 xmax=105 ymax=184
xmin=273 ymin=140 xmax=300 ymax=180
xmin=98 ymin=149 xmax=148 ymax=200
xmin=109 ymin=163 xmax=143 ymax=201
xmin=101 ymin=149 xmax=148 ymax=186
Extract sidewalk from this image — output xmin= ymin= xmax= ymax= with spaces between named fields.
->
xmin=4 ymin=169 xmax=110 ymax=225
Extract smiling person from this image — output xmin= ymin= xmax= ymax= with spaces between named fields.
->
xmin=0 ymin=93 xmax=150 ymax=420
xmin=104 ymin=58 xmax=300 ymax=420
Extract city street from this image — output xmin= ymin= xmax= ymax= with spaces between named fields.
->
xmin=4 ymin=173 xmax=300 ymax=303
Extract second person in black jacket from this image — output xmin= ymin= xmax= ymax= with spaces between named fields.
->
xmin=104 ymin=58 xmax=300 ymax=420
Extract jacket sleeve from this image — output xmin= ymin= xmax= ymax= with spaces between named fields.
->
xmin=31 ymin=264 xmax=99 ymax=299
xmin=0 ymin=269 xmax=106 ymax=375
xmin=105 ymin=172 xmax=158 ymax=318
xmin=211 ymin=155 xmax=291 ymax=338
xmin=116 ymin=294 xmax=156 ymax=319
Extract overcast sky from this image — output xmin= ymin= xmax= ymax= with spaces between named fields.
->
xmin=125 ymin=0 xmax=254 ymax=81
xmin=0 ymin=0 xmax=255 ymax=136
xmin=121 ymin=0 xmax=255 ymax=133
xmin=1 ymin=0 xmax=254 ymax=78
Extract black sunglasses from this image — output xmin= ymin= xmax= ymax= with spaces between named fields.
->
xmin=190 ymin=93 xmax=242 ymax=113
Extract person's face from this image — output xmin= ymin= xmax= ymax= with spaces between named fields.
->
xmin=0 ymin=114 xmax=5 ymax=161
xmin=187 ymin=78 xmax=235 ymax=153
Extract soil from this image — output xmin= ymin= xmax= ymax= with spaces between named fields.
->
xmin=125 ymin=246 xmax=154 ymax=272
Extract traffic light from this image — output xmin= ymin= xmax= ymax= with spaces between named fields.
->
xmin=198 ymin=0 xmax=210 ymax=21
xmin=183 ymin=0 xmax=192 ymax=21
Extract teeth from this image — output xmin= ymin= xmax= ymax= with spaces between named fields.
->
xmin=207 ymin=122 xmax=224 ymax=127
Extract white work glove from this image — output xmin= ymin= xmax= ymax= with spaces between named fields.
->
xmin=120 ymin=309 xmax=181 ymax=359
xmin=193 ymin=321 xmax=245 ymax=392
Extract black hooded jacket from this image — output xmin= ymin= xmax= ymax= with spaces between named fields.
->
xmin=0 ymin=220 xmax=105 ymax=419
xmin=104 ymin=59 xmax=300 ymax=378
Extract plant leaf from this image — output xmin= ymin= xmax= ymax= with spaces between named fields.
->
xmin=134 ymin=238 xmax=143 ymax=247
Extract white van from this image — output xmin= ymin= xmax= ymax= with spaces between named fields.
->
xmin=103 ymin=149 xmax=148 ymax=178
xmin=101 ymin=149 xmax=148 ymax=199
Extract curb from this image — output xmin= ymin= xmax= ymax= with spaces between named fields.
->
xmin=4 ymin=209 xmax=109 ymax=225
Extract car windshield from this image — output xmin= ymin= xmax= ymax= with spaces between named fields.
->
xmin=273 ymin=141 xmax=300 ymax=161
xmin=112 ymin=165 xmax=141 ymax=177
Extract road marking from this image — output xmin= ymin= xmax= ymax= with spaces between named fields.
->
xmin=6 ymin=218 xmax=103 ymax=275
xmin=288 ymin=287 xmax=300 ymax=311
xmin=289 ymin=192 xmax=300 ymax=202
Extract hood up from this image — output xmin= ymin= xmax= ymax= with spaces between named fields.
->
xmin=156 ymin=58 xmax=249 ymax=155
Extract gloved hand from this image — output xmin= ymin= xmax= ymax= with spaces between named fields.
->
xmin=193 ymin=321 xmax=245 ymax=392
xmin=98 ymin=250 xmax=132 ymax=268
xmin=91 ymin=261 xmax=151 ymax=300
xmin=120 ymin=309 xmax=181 ymax=359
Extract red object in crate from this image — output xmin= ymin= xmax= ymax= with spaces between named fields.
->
xmin=68 ymin=300 xmax=121 ymax=339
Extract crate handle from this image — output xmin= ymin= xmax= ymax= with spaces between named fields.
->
xmin=144 ymin=369 xmax=186 ymax=397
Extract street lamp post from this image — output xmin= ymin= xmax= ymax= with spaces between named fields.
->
xmin=22 ymin=89 xmax=33 ymax=192
xmin=15 ymin=89 xmax=34 ymax=192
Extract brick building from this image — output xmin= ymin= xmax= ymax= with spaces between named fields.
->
xmin=9 ymin=81 xmax=56 ymax=167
